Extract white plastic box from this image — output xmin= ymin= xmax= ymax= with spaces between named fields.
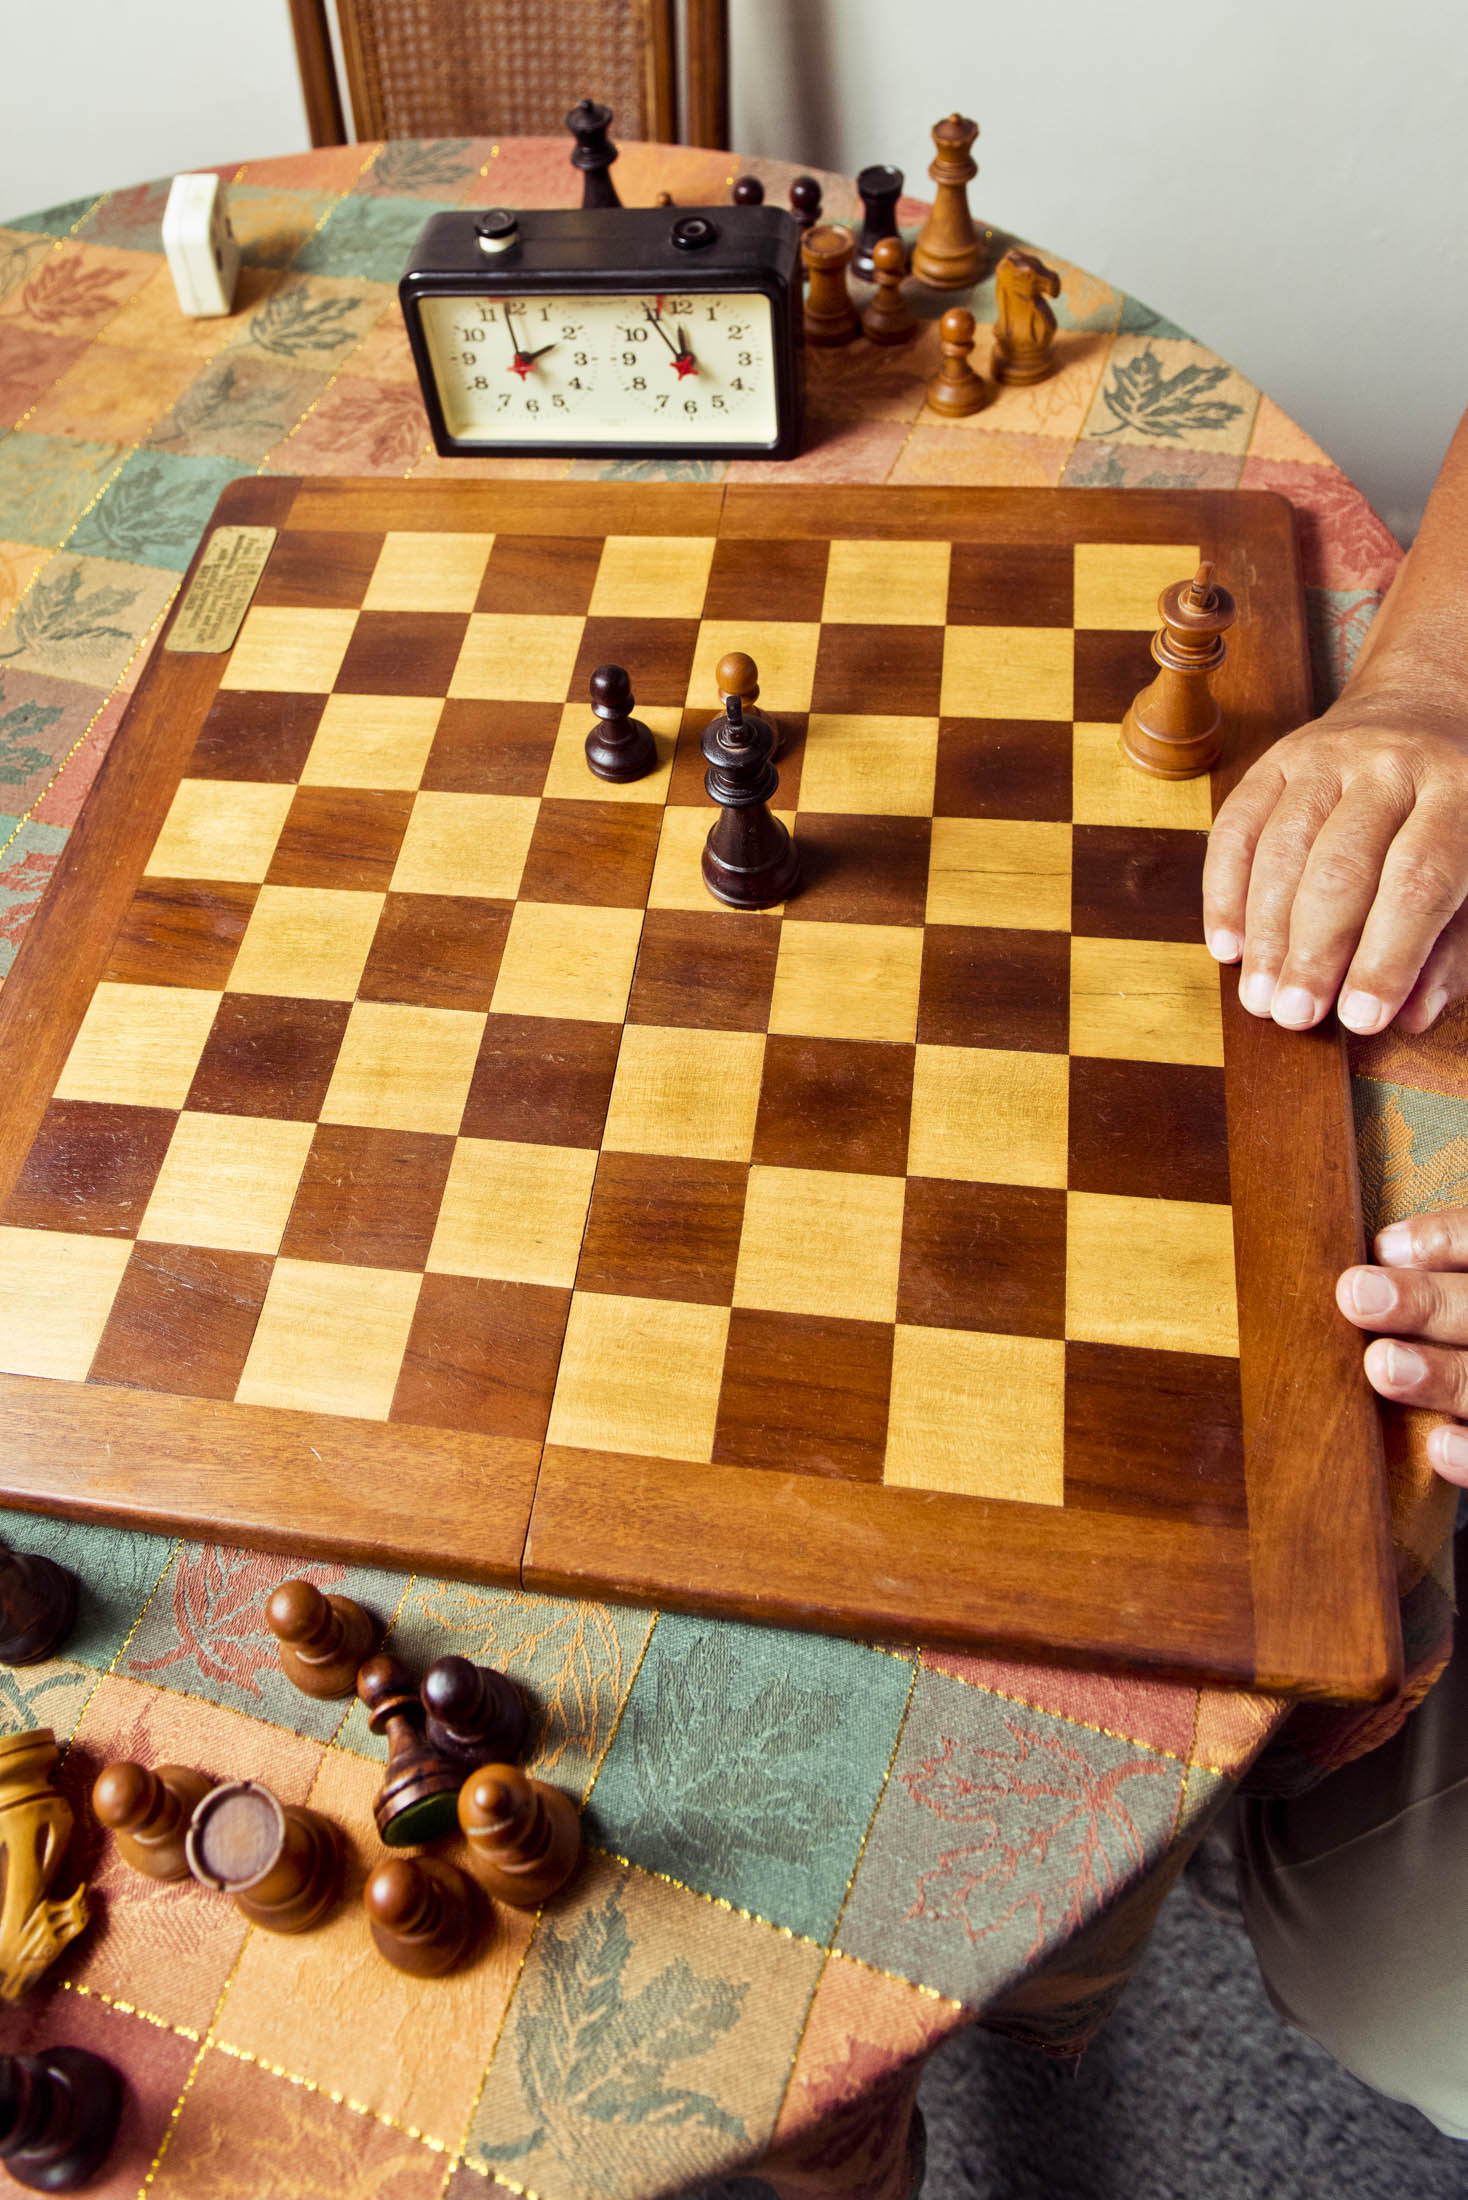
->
xmin=161 ymin=173 xmax=241 ymax=317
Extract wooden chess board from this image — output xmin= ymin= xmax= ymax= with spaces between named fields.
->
xmin=0 ymin=478 xmax=1398 ymax=1702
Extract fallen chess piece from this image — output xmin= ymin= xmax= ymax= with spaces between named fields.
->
xmin=0 ymin=1543 xmax=77 ymax=1667
xmin=266 ymin=1577 xmax=377 ymax=1699
xmin=365 ymin=1856 xmax=480 ymax=1977
xmin=861 ymin=236 xmax=917 ymax=347
xmin=422 ymin=1655 xmax=528 ymax=1772
xmin=357 ymin=1652 xmax=463 ymax=1847
xmin=0 ymin=2045 xmax=123 ymax=2193
xmin=701 ymin=654 xmax=799 ymax=912
xmin=1121 ymin=562 xmax=1237 ymax=780
xmin=994 ymin=248 xmax=1061 ymax=385
xmin=584 ymin=663 xmax=659 ymax=784
xmin=92 ymin=1759 xmax=212 ymax=1882
xmin=458 ymin=1765 xmax=581 ymax=1910
xmin=0 ymin=1730 xmax=89 ymax=2002
xmin=925 ymin=307 xmax=989 ymax=418
xmin=186 ymin=1779 xmax=345 ymax=1933
xmin=911 ymin=112 xmax=984 ymax=288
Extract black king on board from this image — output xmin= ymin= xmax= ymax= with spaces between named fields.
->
xmin=700 ymin=652 xmax=799 ymax=911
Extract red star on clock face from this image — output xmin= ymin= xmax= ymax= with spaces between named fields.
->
xmin=672 ymin=353 xmax=699 ymax=380
xmin=508 ymin=353 xmax=532 ymax=379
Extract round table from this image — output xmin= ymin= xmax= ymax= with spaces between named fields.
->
xmin=0 ymin=138 xmax=1460 ymax=2200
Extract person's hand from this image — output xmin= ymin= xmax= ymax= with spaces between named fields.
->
xmin=1202 ymin=692 xmax=1468 ymax=1037
xmin=1337 ymin=1207 xmax=1468 ymax=1486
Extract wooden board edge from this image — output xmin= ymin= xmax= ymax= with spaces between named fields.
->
xmin=285 ymin=478 xmax=729 ymax=536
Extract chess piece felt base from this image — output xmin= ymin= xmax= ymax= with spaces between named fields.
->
xmin=366 ymin=1855 xmax=479 ymax=1977
xmin=357 ymin=1651 xmax=466 ymax=1847
xmin=92 ymin=1760 xmax=213 ymax=1882
xmin=266 ymin=1579 xmax=377 ymax=1699
xmin=458 ymin=1766 xmax=582 ymax=1910
xmin=0 ymin=2047 xmax=123 ymax=2194
xmin=0 ymin=1548 xmax=77 ymax=1667
xmin=422 ymin=1655 xmax=528 ymax=1772
xmin=186 ymin=1781 xmax=344 ymax=1933
xmin=1121 ymin=566 xmax=1236 ymax=781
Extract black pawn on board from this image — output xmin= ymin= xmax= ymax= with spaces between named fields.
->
xmin=565 ymin=97 xmax=621 ymax=210
xmin=422 ymin=1654 xmax=528 ymax=1773
xmin=585 ymin=664 xmax=658 ymax=783
xmin=0 ymin=1543 xmax=76 ymax=1667
xmin=853 ymin=162 xmax=904 ymax=281
xmin=789 ymin=175 xmax=822 ymax=232
xmin=357 ymin=1652 xmax=463 ymax=1847
xmin=0 ymin=2047 xmax=123 ymax=2194
xmin=701 ymin=652 xmax=799 ymax=912
xmin=731 ymin=174 xmax=764 ymax=206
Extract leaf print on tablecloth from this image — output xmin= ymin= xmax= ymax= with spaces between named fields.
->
xmin=152 ymin=359 xmax=299 ymax=449
xmin=0 ymin=235 xmax=53 ymax=305
xmin=1095 ymin=346 xmax=1243 ymax=441
xmin=367 ymin=139 xmax=474 ymax=195
xmin=17 ymin=256 xmax=125 ymax=332
xmin=0 ymin=683 xmax=64 ymax=785
xmin=1354 ymin=1083 xmax=1468 ymax=1236
xmin=126 ymin=1545 xmax=348 ymax=1696
xmin=308 ymin=380 xmax=426 ymax=469
xmin=246 ymin=283 xmax=365 ymax=358
xmin=0 ymin=564 xmax=135 ymax=662
xmin=484 ymin=1881 xmax=747 ymax=2171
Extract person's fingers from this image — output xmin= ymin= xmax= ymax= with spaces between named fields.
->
xmin=1268 ymin=780 xmax=1410 ymax=1030
xmin=1373 ymin=1206 xmax=1468 ymax=1269
xmin=1236 ymin=780 xmax=1342 ymax=1017
xmin=1337 ymin=1262 xmax=1468 ymax=1344
xmin=1362 ymin=1335 xmax=1468 ymax=1417
xmin=1331 ymin=796 xmax=1468 ymax=1036
xmin=1201 ymin=760 xmax=1286 ymax=965
xmin=1425 ymin=1422 xmax=1468 ymax=1486
xmin=1392 ymin=902 xmax=1468 ymax=1034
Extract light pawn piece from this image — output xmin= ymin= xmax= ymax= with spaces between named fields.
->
xmin=993 ymin=248 xmax=1061 ymax=385
xmin=266 ymin=1577 xmax=377 ymax=1699
xmin=458 ymin=1764 xmax=582 ymax=1910
xmin=185 ymin=1779 xmax=345 ymax=1934
xmin=422 ymin=1654 xmax=529 ymax=1772
xmin=584 ymin=663 xmax=659 ymax=783
xmin=366 ymin=1856 xmax=479 ymax=1977
xmin=1120 ymin=563 xmax=1237 ymax=781
xmin=861 ymin=236 xmax=916 ymax=346
xmin=802 ymin=224 xmax=860 ymax=347
xmin=0 ymin=2046 xmax=123 ymax=2194
xmin=92 ymin=1760 xmax=212 ymax=1882
xmin=701 ymin=653 xmax=799 ymax=912
xmin=926 ymin=309 xmax=989 ymax=417
xmin=357 ymin=1651 xmax=464 ymax=1847
xmin=910 ymin=113 xmax=984 ymax=288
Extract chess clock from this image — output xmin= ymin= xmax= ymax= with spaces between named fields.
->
xmin=400 ymin=205 xmax=804 ymax=461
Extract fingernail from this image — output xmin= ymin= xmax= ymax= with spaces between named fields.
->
xmin=1272 ymin=985 xmax=1316 ymax=1028
xmin=1386 ymin=1343 xmax=1428 ymax=1388
xmin=1419 ymin=987 xmax=1448 ymax=1028
xmin=1430 ymin=1426 xmax=1468 ymax=1477
xmin=1376 ymin=1223 xmax=1415 ymax=1265
xmin=1240 ymin=971 xmax=1275 ymax=1015
xmin=1209 ymin=930 xmax=1242 ymax=962
xmin=1348 ymin=1268 xmax=1396 ymax=1316
xmin=1339 ymin=990 xmax=1385 ymax=1033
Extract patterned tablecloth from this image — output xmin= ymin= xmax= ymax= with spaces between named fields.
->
xmin=0 ymin=138 xmax=1463 ymax=2200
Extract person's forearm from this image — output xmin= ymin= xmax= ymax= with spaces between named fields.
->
xmin=1348 ymin=406 xmax=1468 ymax=712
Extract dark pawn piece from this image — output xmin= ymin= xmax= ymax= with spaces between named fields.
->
xmin=701 ymin=652 xmax=799 ymax=912
xmin=366 ymin=1855 xmax=479 ymax=1978
xmin=92 ymin=1759 xmax=212 ymax=1882
xmin=0 ymin=1545 xmax=76 ymax=1667
xmin=356 ymin=1652 xmax=463 ymax=1847
xmin=266 ymin=1578 xmax=377 ymax=1699
xmin=852 ymin=161 xmax=903 ymax=281
xmin=731 ymin=174 xmax=765 ymax=205
xmin=0 ymin=2047 xmax=123 ymax=2194
xmin=458 ymin=1764 xmax=582 ymax=1910
xmin=789 ymin=175 xmax=822 ymax=231
xmin=186 ymin=1779 xmax=344 ymax=1933
xmin=584 ymin=664 xmax=658 ymax=784
xmin=565 ymin=97 xmax=621 ymax=209
xmin=422 ymin=1655 xmax=528 ymax=1772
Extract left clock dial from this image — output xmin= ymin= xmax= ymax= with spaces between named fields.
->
xmin=419 ymin=296 xmax=597 ymax=440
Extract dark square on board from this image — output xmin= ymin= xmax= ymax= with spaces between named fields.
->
xmin=571 ymin=617 xmax=699 ymax=707
xmin=253 ymin=529 xmax=381 ymax=611
xmin=809 ymin=623 xmax=944 ymax=716
xmin=1071 ymin=825 xmax=1208 ymax=944
xmin=1073 ymin=629 xmax=1155 ymax=722
xmin=334 ymin=611 xmax=469 ymax=696
xmin=279 ymin=1124 xmax=454 ymax=1270
xmin=712 ymin=1308 xmax=894 ymax=1481
xmin=753 ymin=1037 xmax=915 ymax=1176
xmin=1 ymin=1101 xmax=176 ymax=1236
xmin=947 ymin=542 xmax=1074 ymax=628
xmin=265 ymin=786 xmax=414 ymax=894
xmin=186 ymin=691 xmax=323 ymax=782
xmin=477 ymin=535 xmax=603 ymax=616
xmin=790 ymin=813 xmax=929 ymax=927
xmin=102 ymin=879 xmax=258 ymax=990
xmin=392 ymin=1274 xmax=572 ymax=1439
xmin=899 ymin=1178 xmax=1067 ymax=1337
xmin=185 ymin=995 xmax=352 ymax=1119
xmin=1068 ymin=1058 xmax=1231 ymax=1206
xmin=934 ymin=720 xmax=1073 ymax=822
xmin=88 ymin=1243 xmax=273 ymax=1400
xmin=627 ymin=908 xmax=782 ymax=1032
xmin=919 ymin=926 xmax=1070 ymax=1053
xmin=421 ymin=700 xmax=560 ymax=796
xmin=703 ymin=536 xmax=830 ymax=624
xmin=519 ymin=799 xmax=663 ymax=909
xmin=1064 ymin=1341 xmax=1246 ymax=1527
xmin=461 ymin=1014 xmax=621 ymax=1147
xmin=358 ymin=892 xmax=512 ymax=1012
xmin=576 ymin=1152 xmax=747 ymax=1305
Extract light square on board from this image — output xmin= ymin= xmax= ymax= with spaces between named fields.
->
xmin=821 ymin=538 xmax=951 ymax=626
xmin=1072 ymin=543 xmax=1201 ymax=630
xmin=0 ymin=1227 xmax=131 ymax=1381
xmin=925 ymin=816 xmax=1072 ymax=930
xmin=908 ymin=1045 xmax=1068 ymax=1187
xmin=646 ymin=804 xmax=791 ymax=916
xmin=1070 ymin=936 xmax=1224 ymax=1066
xmin=588 ymin=534 xmax=716 ymax=620
xmin=884 ymin=1325 xmax=1065 ymax=1504
xmin=219 ymin=606 xmax=358 ymax=693
xmin=224 ymin=884 xmax=384 ymax=1002
xmin=299 ymin=694 xmax=442 ymax=791
xmin=769 ymin=921 xmax=924 ymax=1045
xmin=55 ymin=982 xmax=221 ymax=1109
xmin=1066 ymin=1190 xmax=1239 ymax=1358
xmin=449 ymin=613 xmax=585 ymax=703
xmin=797 ymin=715 xmax=938 ymax=817
xmin=389 ymin=791 xmax=540 ymax=899
xmin=363 ymin=530 xmax=494 ymax=613
xmin=321 ymin=1000 xmax=486 ymax=1135
xmin=688 ymin=621 xmax=821 ymax=713
xmin=1071 ymin=723 xmax=1214 ymax=830
xmin=144 ymin=780 xmax=295 ymax=884
xmin=733 ymin=1164 xmax=906 ymax=1324
xmin=546 ymin=1291 xmax=730 ymax=1462
xmin=542 ymin=704 xmax=678 ymax=803
xmin=490 ymin=900 xmax=644 ymax=1025
xmin=940 ymin=626 xmax=1073 ymax=721
xmin=235 ymin=1258 xmax=422 ymax=1419
xmin=602 ymin=1024 xmax=766 ymax=1162
xmin=139 ymin=1112 xmax=314 ymax=1255
xmin=428 ymin=1137 xmax=599 ymax=1287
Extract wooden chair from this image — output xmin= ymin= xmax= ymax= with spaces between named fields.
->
xmin=288 ymin=0 xmax=729 ymax=152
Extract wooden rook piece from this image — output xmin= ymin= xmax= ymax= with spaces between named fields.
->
xmin=0 ymin=2047 xmax=123 ymax=2194
xmin=0 ymin=1544 xmax=76 ymax=1667
xmin=926 ymin=308 xmax=989 ymax=417
xmin=92 ymin=1760 xmax=212 ymax=1882
xmin=565 ymin=97 xmax=621 ymax=210
xmin=266 ymin=1577 xmax=377 ymax=1699
xmin=1121 ymin=562 xmax=1238 ymax=780
xmin=994 ymin=248 xmax=1061 ymax=384
xmin=0 ymin=1730 xmax=88 ymax=2002
xmin=356 ymin=1652 xmax=463 ymax=1847
xmin=789 ymin=175 xmax=822 ymax=232
xmin=422 ymin=1654 xmax=528 ymax=1772
xmin=584 ymin=664 xmax=659 ymax=783
xmin=366 ymin=1856 xmax=479 ymax=1978
xmin=458 ymin=1765 xmax=582 ymax=1910
xmin=186 ymin=1779 xmax=344 ymax=1933
xmin=911 ymin=113 xmax=984 ymax=288
xmin=731 ymin=174 xmax=765 ymax=205
xmin=802 ymin=224 xmax=860 ymax=347
xmin=861 ymin=236 xmax=917 ymax=346
xmin=853 ymin=162 xmax=904 ymax=281
xmin=701 ymin=654 xmax=799 ymax=912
